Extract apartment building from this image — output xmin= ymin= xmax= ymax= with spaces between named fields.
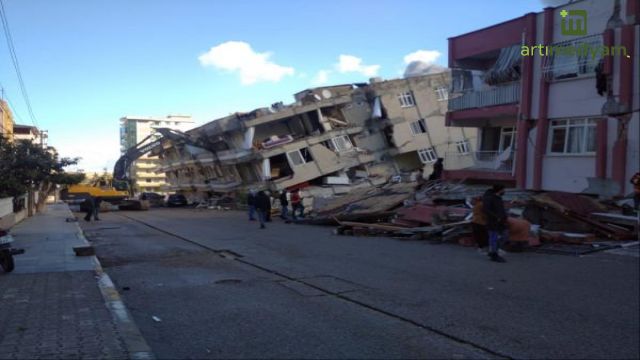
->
xmin=119 ymin=115 xmax=194 ymax=194
xmin=369 ymin=73 xmax=477 ymax=174
xmin=0 ymin=99 xmax=14 ymax=140
xmin=445 ymin=0 xmax=639 ymax=195
xmin=13 ymin=124 xmax=44 ymax=145
xmin=154 ymin=73 xmax=475 ymax=203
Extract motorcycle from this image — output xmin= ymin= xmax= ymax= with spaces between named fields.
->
xmin=0 ymin=228 xmax=25 ymax=273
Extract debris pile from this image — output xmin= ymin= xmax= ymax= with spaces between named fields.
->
xmin=305 ymin=180 xmax=639 ymax=250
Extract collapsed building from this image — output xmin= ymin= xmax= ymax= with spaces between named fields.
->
xmin=153 ymin=72 xmax=478 ymax=206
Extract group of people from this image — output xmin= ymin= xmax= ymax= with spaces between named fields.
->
xmin=246 ymin=189 xmax=304 ymax=229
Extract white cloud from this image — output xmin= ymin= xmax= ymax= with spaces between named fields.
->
xmin=311 ymin=70 xmax=331 ymax=85
xmin=336 ymin=55 xmax=380 ymax=77
xmin=198 ymin=41 xmax=295 ymax=85
xmin=403 ymin=50 xmax=441 ymax=65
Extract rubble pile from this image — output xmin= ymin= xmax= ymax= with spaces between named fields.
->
xmin=305 ymin=180 xmax=639 ymax=250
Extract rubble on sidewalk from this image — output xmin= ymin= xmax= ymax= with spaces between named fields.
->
xmin=300 ymin=178 xmax=639 ymax=253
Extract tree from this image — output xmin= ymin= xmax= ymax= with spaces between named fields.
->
xmin=0 ymin=137 xmax=81 ymax=198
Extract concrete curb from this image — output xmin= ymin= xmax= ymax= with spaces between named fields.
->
xmin=68 ymin=206 xmax=155 ymax=359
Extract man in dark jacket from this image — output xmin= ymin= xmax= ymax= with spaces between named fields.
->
xmin=247 ymin=190 xmax=256 ymax=221
xmin=83 ymin=196 xmax=95 ymax=222
xmin=93 ymin=197 xmax=102 ymax=221
xmin=255 ymin=191 xmax=270 ymax=229
xmin=482 ymin=184 xmax=508 ymax=263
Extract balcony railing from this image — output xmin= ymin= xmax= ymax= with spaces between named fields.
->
xmin=444 ymin=150 xmax=514 ymax=172
xmin=448 ymin=82 xmax=520 ymax=111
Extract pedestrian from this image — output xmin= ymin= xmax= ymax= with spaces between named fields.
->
xmin=471 ymin=196 xmax=489 ymax=253
xmin=265 ymin=191 xmax=273 ymax=222
xmin=428 ymin=158 xmax=444 ymax=181
xmin=482 ymin=184 xmax=508 ymax=263
xmin=83 ymin=196 xmax=95 ymax=222
xmin=255 ymin=190 xmax=270 ymax=229
xmin=93 ymin=197 xmax=102 ymax=221
xmin=291 ymin=190 xmax=304 ymax=220
xmin=247 ymin=189 xmax=256 ymax=221
xmin=279 ymin=190 xmax=291 ymax=223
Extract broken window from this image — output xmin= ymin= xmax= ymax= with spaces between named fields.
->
xmin=268 ymin=154 xmax=294 ymax=179
xmin=410 ymin=120 xmax=427 ymax=135
xmin=287 ymin=147 xmax=313 ymax=166
xmin=325 ymin=135 xmax=354 ymax=153
xmin=417 ymin=147 xmax=438 ymax=164
xmin=456 ymin=140 xmax=470 ymax=154
xmin=398 ymin=92 xmax=415 ymax=107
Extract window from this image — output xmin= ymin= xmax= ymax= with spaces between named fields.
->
xmin=146 ymin=179 xmax=152 ymax=183
xmin=435 ymin=86 xmax=448 ymax=101
xmin=410 ymin=120 xmax=427 ymax=135
xmin=397 ymin=92 xmax=415 ymax=107
xmin=548 ymin=118 xmax=597 ymax=154
xmin=417 ymin=147 xmax=438 ymax=164
xmin=456 ymin=140 xmax=470 ymax=154
xmin=287 ymin=147 xmax=313 ymax=166
xmin=326 ymin=135 xmax=354 ymax=152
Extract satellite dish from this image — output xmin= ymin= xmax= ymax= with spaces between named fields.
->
xmin=322 ymin=89 xmax=332 ymax=99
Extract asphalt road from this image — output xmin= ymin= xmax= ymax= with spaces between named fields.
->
xmin=79 ymin=208 xmax=640 ymax=359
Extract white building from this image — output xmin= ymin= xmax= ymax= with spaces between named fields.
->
xmin=119 ymin=115 xmax=194 ymax=194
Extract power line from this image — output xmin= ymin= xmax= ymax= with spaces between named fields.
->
xmin=0 ymin=84 xmax=27 ymax=124
xmin=0 ymin=0 xmax=38 ymax=127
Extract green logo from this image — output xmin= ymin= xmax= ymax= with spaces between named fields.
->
xmin=560 ymin=9 xmax=587 ymax=36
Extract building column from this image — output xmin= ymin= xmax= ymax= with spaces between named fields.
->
xmin=515 ymin=12 xmax=538 ymax=189
xmin=595 ymin=118 xmax=608 ymax=178
xmin=612 ymin=24 xmax=635 ymax=193
xmin=532 ymin=7 xmax=555 ymax=190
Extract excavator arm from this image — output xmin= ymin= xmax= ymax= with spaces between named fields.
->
xmin=113 ymin=128 xmax=215 ymax=193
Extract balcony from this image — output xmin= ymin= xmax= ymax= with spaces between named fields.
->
xmin=448 ymin=82 xmax=520 ymax=111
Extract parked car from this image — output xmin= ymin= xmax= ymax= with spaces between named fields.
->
xmin=140 ymin=192 xmax=165 ymax=207
xmin=166 ymin=194 xmax=188 ymax=207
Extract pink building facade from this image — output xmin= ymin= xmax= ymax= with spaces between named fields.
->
xmin=445 ymin=0 xmax=639 ymax=195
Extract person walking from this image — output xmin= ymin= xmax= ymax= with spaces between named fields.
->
xmin=482 ymin=184 xmax=508 ymax=263
xmin=265 ymin=191 xmax=273 ymax=222
xmin=83 ymin=196 xmax=95 ymax=222
xmin=471 ymin=196 xmax=488 ymax=253
xmin=93 ymin=197 xmax=102 ymax=221
xmin=631 ymin=171 xmax=640 ymax=210
xmin=290 ymin=190 xmax=304 ymax=220
xmin=428 ymin=158 xmax=444 ymax=181
xmin=255 ymin=190 xmax=270 ymax=229
xmin=247 ymin=189 xmax=257 ymax=221
xmin=279 ymin=190 xmax=291 ymax=223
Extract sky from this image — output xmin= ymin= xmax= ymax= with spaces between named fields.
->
xmin=0 ymin=0 xmax=551 ymax=172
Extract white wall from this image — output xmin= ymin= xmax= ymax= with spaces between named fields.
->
xmin=542 ymin=155 xmax=596 ymax=192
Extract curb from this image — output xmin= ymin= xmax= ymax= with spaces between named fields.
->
xmin=69 ymin=206 xmax=155 ymax=359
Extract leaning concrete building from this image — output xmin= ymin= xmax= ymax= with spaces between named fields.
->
xmin=154 ymin=72 xmax=472 ymax=204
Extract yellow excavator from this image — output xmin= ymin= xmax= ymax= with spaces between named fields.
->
xmin=61 ymin=128 xmax=213 ymax=208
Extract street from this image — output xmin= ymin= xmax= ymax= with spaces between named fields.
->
xmin=79 ymin=208 xmax=640 ymax=359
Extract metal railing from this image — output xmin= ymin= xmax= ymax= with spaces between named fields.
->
xmin=444 ymin=150 xmax=514 ymax=172
xmin=448 ymin=82 xmax=520 ymax=111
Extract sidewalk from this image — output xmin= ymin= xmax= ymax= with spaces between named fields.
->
xmin=0 ymin=203 xmax=153 ymax=360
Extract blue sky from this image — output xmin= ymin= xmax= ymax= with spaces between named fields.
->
xmin=0 ymin=0 xmax=546 ymax=171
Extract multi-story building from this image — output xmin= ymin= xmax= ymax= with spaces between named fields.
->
xmin=369 ymin=72 xmax=477 ymax=174
xmin=119 ymin=115 xmax=194 ymax=194
xmin=445 ymin=0 xmax=639 ymax=195
xmin=13 ymin=124 xmax=43 ymax=146
xmin=154 ymin=73 xmax=475 ymax=204
xmin=0 ymin=99 xmax=14 ymax=140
